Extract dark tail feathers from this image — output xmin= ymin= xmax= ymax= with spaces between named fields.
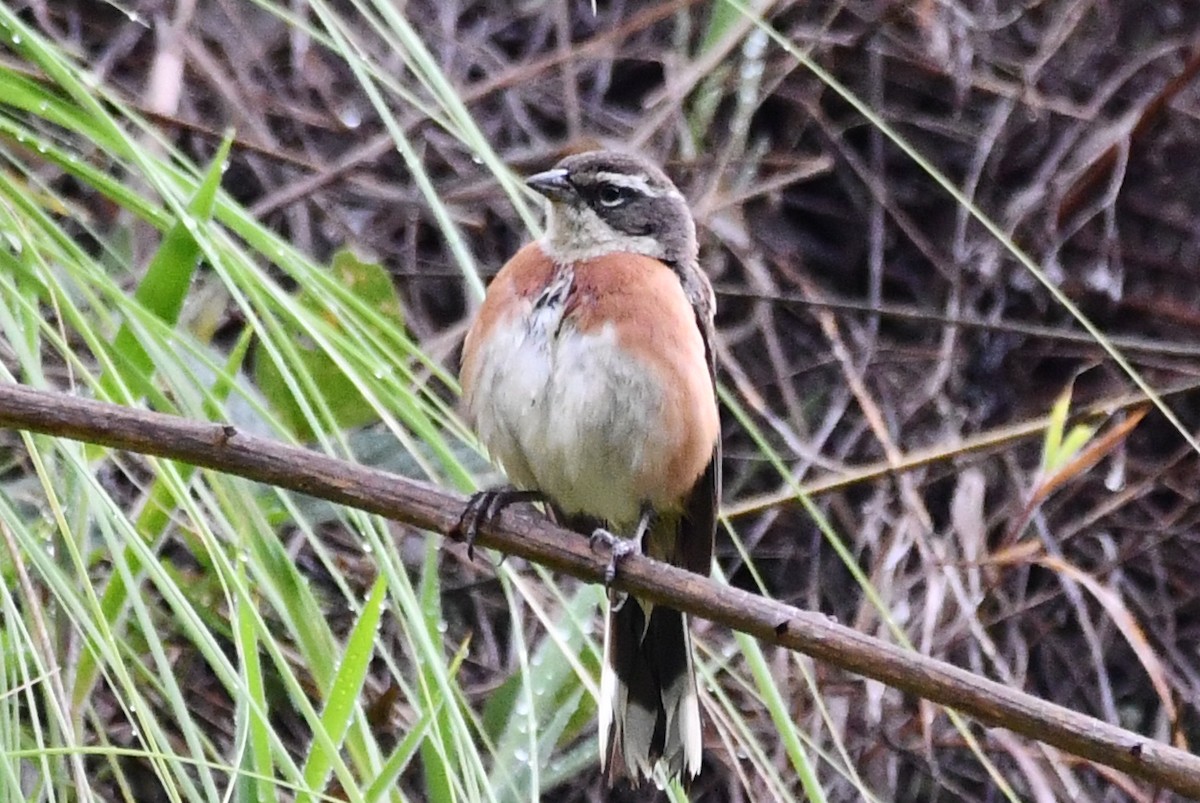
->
xmin=599 ymin=594 xmax=702 ymax=787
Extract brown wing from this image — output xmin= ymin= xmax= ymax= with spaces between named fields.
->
xmin=677 ymin=305 xmax=720 ymax=576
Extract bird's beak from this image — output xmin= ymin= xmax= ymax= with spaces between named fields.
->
xmin=525 ymin=168 xmax=574 ymax=202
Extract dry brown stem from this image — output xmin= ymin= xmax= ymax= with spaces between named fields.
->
xmin=0 ymin=381 xmax=1198 ymax=796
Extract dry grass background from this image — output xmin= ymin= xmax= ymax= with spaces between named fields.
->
xmin=8 ymin=1 xmax=1200 ymax=800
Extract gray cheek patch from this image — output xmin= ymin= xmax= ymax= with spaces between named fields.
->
xmin=604 ymin=200 xmax=657 ymax=238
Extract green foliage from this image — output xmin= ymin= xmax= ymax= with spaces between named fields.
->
xmin=0 ymin=3 xmax=505 ymax=799
xmin=100 ymin=134 xmax=232 ymax=403
xmin=482 ymin=585 xmax=601 ymax=801
xmin=1040 ymin=381 xmax=1099 ymax=476
xmin=255 ymin=250 xmax=406 ymax=440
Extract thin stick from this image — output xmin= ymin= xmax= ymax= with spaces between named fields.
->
xmin=0 ymin=382 xmax=1196 ymax=795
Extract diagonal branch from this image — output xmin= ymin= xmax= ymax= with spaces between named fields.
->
xmin=0 ymin=381 xmax=1196 ymax=795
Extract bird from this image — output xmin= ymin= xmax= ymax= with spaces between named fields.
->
xmin=457 ymin=150 xmax=720 ymax=787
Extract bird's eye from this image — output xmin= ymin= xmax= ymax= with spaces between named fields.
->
xmin=596 ymin=183 xmax=630 ymax=207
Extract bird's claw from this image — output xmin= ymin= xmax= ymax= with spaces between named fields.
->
xmin=590 ymin=527 xmax=638 ymax=586
xmin=451 ymin=492 xmax=492 ymax=561
xmin=452 ymin=487 xmax=544 ymax=560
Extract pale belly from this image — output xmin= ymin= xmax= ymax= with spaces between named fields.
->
xmin=466 ymin=317 xmax=671 ymax=529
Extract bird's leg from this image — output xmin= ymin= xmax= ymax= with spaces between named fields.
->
xmin=590 ymin=504 xmax=655 ymax=586
xmin=452 ymin=486 xmax=547 ymax=560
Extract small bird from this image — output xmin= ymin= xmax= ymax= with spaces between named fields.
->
xmin=458 ymin=150 xmax=720 ymax=787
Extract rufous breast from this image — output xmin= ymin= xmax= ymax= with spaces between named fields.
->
xmin=461 ymin=242 xmax=718 ymax=528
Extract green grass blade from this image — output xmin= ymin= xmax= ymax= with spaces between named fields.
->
xmin=297 ymin=576 xmax=389 ymax=803
xmin=99 ymin=133 xmax=233 ymax=401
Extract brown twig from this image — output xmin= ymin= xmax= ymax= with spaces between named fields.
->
xmin=1056 ymin=41 xmax=1200 ymax=226
xmin=723 ymin=381 xmax=1199 ymax=519
xmin=1 ymin=382 xmax=1199 ymax=796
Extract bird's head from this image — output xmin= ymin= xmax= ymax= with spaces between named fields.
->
xmin=526 ymin=151 xmax=697 ymax=267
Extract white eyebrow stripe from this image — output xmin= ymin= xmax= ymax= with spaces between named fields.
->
xmin=594 ymin=171 xmax=662 ymax=197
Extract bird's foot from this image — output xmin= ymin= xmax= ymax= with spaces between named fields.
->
xmin=452 ymin=486 xmax=545 ymax=560
xmin=589 ymin=528 xmax=640 ymax=586
xmin=589 ymin=506 xmax=655 ymax=586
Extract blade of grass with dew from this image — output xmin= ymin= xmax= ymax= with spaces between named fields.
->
xmin=415 ymin=536 xmax=465 ymax=803
xmin=700 ymin=647 xmax=808 ymax=800
xmin=304 ymin=0 xmax=537 ymax=240
xmin=485 ymin=583 xmax=602 ymax=801
xmin=711 ymin=549 xmax=837 ymax=800
xmin=716 ymin=517 xmax=860 ymax=797
xmin=232 ymin=557 xmax=275 ymax=803
xmin=66 ymin=141 xmax=244 ymax=712
xmin=362 ymin=700 xmax=439 ymax=802
xmin=0 ymin=558 xmax=64 ymax=801
xmin=687 ymin=0 xmax=742 ymax=142
xmin=355 ymin=0 xmax=541 ymax=244
xmin=253 ymin=249 xmax=406 ymax=439
xmin=297 ymin=575 xmax=389 ymax=803
xmin=734 ymin=626 xmax=826 ymax=801
xmin=305 ymin=0 xmax=484 ymax=301
xmin=98 ymin=132 xmax=232 ymax=403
